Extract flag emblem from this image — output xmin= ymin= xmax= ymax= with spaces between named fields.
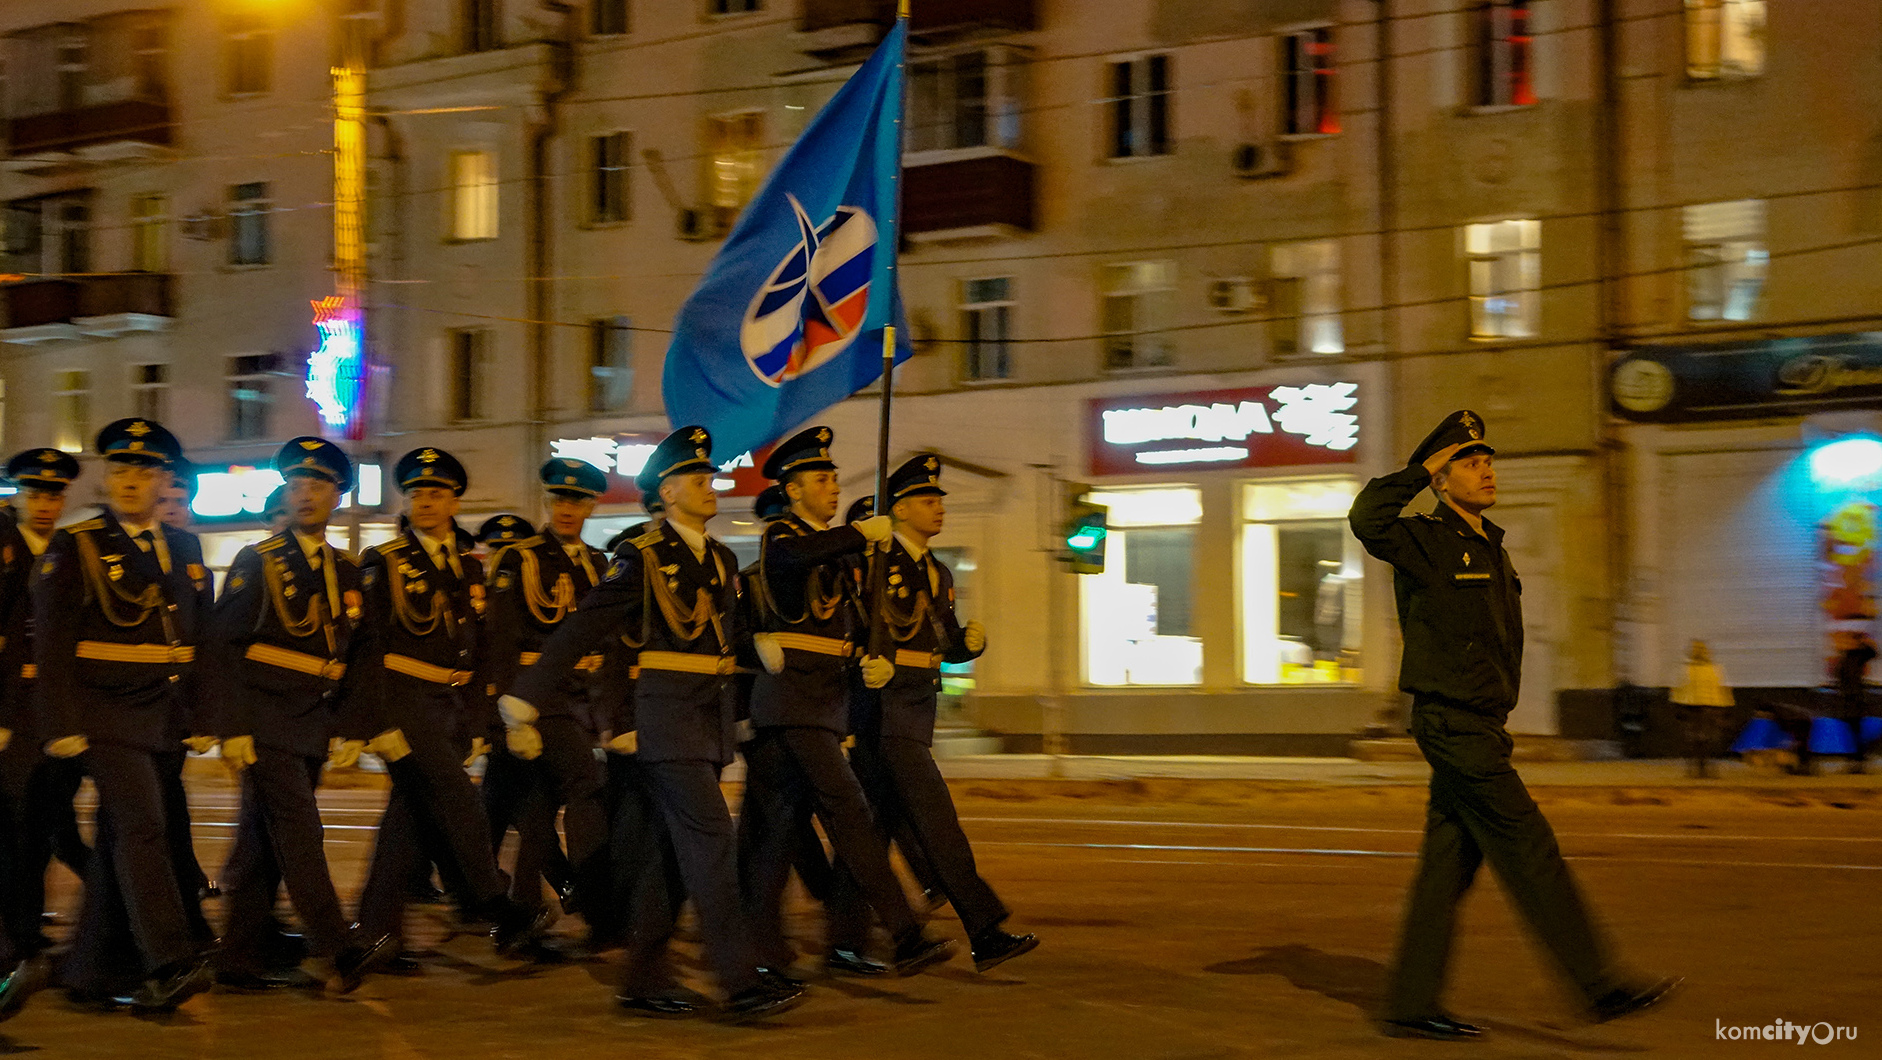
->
xmin=742 ymin=196 xmax=879 ymax=387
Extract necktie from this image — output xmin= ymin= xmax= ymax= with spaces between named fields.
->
xmin=134 ymin=530 xmax=154 ymax=552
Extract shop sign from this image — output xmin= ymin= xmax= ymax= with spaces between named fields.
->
xmin=190 ymin=461 xmax=383 ymax=522
xmin=1612 ymin=333 xmax=1882 ymax=423
xmin=1087 ymin=383 xmax=1359 ymax=476
xmin=548 ymin=433 xmax=767 ymax=503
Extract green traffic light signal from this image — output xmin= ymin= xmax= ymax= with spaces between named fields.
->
xmin=1064 ymin=499 xmax=1107 ymax=574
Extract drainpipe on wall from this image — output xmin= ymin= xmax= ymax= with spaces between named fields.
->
xmin=528 ymin=0 xmax=576 ymax=498
xmin=1595 ymin=0 xmax=1630 ymax=689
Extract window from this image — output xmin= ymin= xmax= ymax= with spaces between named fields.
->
xmin=224 ymin=9 xmax=272 ymax=96
xmin=1283 ymin=27 xmax=1339 ymax=135
xmin=960 ymin=277 xmax=1014 ymax=381
xmin=590 ymin=132 xmax=631 ymax=224
xmin=2 ymin=201 xmax=41 ymax=275
xmin=55 ymin=199 xmax=89 ymax=275
xmin=131 ymin=194 xmax=167 ymax=272
xmin=1269 ymin=240 xmax=1343 ymax=356
xmin=450 ymin=329 xmax=489 ymax=421
xmin=1241 ymin=479 xmax=1364 ymax=685
xmin=592 ymin=0 xmax=629 ymax=35
xmin=132 ymin=363 xmax=168 ymax=421
xmin=911 ymin=48 xmax=1026 ymax=155
xmin=228 ymin=354 xmax=279 ymax=441
xmin=1107 ymin=55 xmax=1170 ymax=159
xmin=1686 ymin=0 xmax=1764 ymax=80
xmin=57 ymin=31 xmax=87 ymax=111
xmin=712 ymin=0 xmax=762 ymax=14
xmin=707 ymin=112 xmax=763 ymax=235
xmin=589 ymin=317 xmax=632 ymax=413
xmin=450 ymin=152 xmax=498 ymax=241
xmin=1684 ymin=199 xmax=1766 ymax=321
xmin=4 ymin=194 xmax=91 ymax=275
xmin=1101 ymin=261 xmax=1175 ymax=370
xmin=1465 ymin=218 xmax=1540 ymax=339
xmin=1473 ymin=1 xmax=1535 ymax=107
xmin=1082 ymin=488 xmax=1202 ymax=687
xmin=132 ymin=17 xmax=167 ymax=100
xmin=53 ymin=371 xmax=90 ymax=454
xmin=463 ymin=0 xmax=499 ymax=53
xmin=229 ymin=182 xmax=271 ymax=266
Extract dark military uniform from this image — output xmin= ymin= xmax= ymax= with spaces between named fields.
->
xmin=1349 ymin=412 xmax=1627 ymax=1028
xmin=37 ymin=419 xmax=217 ymax=1002
xmin=736 ymin=428 xmax=937 ymax=973
xmin=346 ymin=449 xmax=536 ymax=952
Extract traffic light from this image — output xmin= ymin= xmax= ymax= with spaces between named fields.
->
xmin=1063 ymin=493 xmax=1108 ymax=575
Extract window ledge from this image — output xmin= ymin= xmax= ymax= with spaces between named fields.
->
xmin=443 ymin=237 xmax=500 ymax=245
xmin=1102 ymin=363 xmax=1177 ymax=376
xmin=1102 ymin=152 xmax=1175 ymax=165
xmin=222 ymin=262 xmax=273 ymax=272
xmin=1462 ymin=102 xmax=1537 ymax=116
xmin=1682 ymin=73 xmax=1763 ymax=86
xmin=1277 ymin=131 xmax=1337 ymax=143
xmin=906 ymin=144 xmax=1027 ymax=168
xmin=580 ymin=219 xmax=633 ymax=231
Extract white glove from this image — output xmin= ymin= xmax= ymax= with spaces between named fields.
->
xmin=366 ymin=728 xmax=412 ymax=763
xmin=505 ymin=724 xmax=543 ymax=760
xmin=463 ymin=736 xmax=492 ymax=767
xmin=45 ymin=735 xmax=89 ymax=758
xmin=964 ymin=620 xmax=986 ymax=654
xmin=182 ymin=735 xmax=220 ymax=755
xmin=221 ymin=735 xmax=258 ymax=776
xmin=860 ymin=655 xmax=894 ymax=689
xmin=753 ymin=633 xmax=785 ymax=675
xmin=735 ymin=718 xmax=756 ymax=743
xmin=328 ymin=739 xmax=365 ymax=769
xmin=498 ymin=694 xmax=539 ymax=729
xmin=854 ymin=515 xmax=892 ymax=543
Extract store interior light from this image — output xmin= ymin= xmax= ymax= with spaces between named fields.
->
xmin=1809 ymin=437 xmax=1882 ymax=486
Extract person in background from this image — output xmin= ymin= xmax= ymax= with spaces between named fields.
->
xmin=1671 ymin=640 xmax=1736 ymax=778
xmin=1832 ymin=632 xmax=1876 ymax=774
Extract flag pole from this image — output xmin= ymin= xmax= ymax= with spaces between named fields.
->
xmin=869 ymin=0 xmax=909 ymax=665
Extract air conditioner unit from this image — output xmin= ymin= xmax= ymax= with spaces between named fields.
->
xmin=1207 ymin=277 xmax=1263 ymax=314
xmin=675 ymin=207 xmax=713 ymax=243
xmin=1231 ymin=141 xmax=1294 ymax=180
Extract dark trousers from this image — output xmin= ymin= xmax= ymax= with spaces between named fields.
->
xmin=624 ymin=758 xmax=757 ymax=997
xmin=220 ymin=748 xmax=350 ymax=972
xmin=0 ymin=746 xmax=73 ymax=960
xmin=831 ymin=734 xmax=1006 ymax=949
xmin=500 ymin=716 xmax=608 ymax=914
xmin=64 ymin=743 xmax=201 ymax=988
xmin=596 ymin=752 xmax=672 ymax=949
xmin=484 ymin=747 xmax=569 ymax=907
xmin=739 ymin=727 xmax=915 ymax=967
xmin=1385 ymin=701 xmax=1622 ymax=1020
xmin=356 ymin=725 xmax=507 ymax=941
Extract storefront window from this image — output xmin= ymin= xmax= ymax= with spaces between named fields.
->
xmin=1241 ymin=478 xmax=1364 ymax=684
xmin=1082 ymin=487 xmax=1202 ymax=686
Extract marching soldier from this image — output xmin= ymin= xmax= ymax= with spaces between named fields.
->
xmin=1350 ymin=411 xmax=1679 ymax=1040
xmin=483 ymin=461 xmax=612 ymax=932
xmin=0 ymin=448 xmax=83 ymax=1016
xmin=505 ymin=426 xmax=801 ymax=1022
xmin=831 ymin=455 xmax=1037 ymax=973
xmin=338 ymin=448 xmax=546 ymax=960
xmin=206 ymin=438 xmax=395 ymax=992
xmin=37 ymin=419 xmax=218 ymax=1010
xmin=737 ymin=427 xmax=953 ymax=979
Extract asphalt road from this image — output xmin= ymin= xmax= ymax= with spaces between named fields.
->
xmin=6 ymin=780 xmax=1876 ymax=1058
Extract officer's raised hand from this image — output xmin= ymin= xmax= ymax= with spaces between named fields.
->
xmin=1421 ymin=441 xmax=1468 ymax=476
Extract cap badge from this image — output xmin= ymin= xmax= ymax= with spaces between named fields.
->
xmin=817 ymin=428 xmax=831 ymax=442
xmin=126 ymin=421 xmax=151 ymax=437
xmin=1461 ymin=412 xmax=1479 ymax=438
xmin=690 ymin=428 xmax=707 ymax=443
xmin=925 ymin=456 xmax=938 ymax=471
xmin=419 ymin=448 xmax=439 ymax=461
xmin=38 ymin=452 xmax=55 ymax=463
xmin=301 ymin=440 xmax=322 ymax=450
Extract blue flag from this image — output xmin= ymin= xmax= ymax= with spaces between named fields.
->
xmin=661 ymin=21 xmax=912 ymax=463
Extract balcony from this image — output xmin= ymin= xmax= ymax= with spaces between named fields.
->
xmin=1 ymin=273 xmax=174 ymax=344
xmin=798 ymin=0 xmax=1036 ymax=55
xmin=5 ymin=99 xmax=174 ymax=171
xmin=904 ymin=152 xmax=1035 ymax=241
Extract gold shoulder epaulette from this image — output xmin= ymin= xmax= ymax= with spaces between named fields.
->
xmin=67 ymin=517 xmax=104 ymax=533
xmin=630 ymin=529 xmax=663 ymax=549
xmin=369 ymin=539 xmax=405 ymax=559
xmin=514 ymin=535 xmax=546 ymax=550
xmin=256 ymin=536 xmax=287 ymax=553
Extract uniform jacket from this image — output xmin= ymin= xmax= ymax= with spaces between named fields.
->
xmin=32 ymin=509 xmax=214 ymax=750
xmin=336 ymin=526 xmax=486 ymax=743
xmin=207 ymin=530 xmax=362 ymax=757
xmin=0 ymin=507 xmax=35 ymax=741
xmin=849 ymin=535 xmax=980 ymax=745
xmin=748 ymin=514 xmax=868 ymax=732
xmin=514 ymin=521 xmax=750 ymax=765
xmin=1349 ymin=463 xmax=1524 ymax=716
xmin=482 ymin=529 xmax=605 ymax=727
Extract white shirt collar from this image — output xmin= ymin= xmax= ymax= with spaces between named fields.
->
xmin=118 ymin=515 xmax=158 ymax=539
xmin=292 ymin=529 xmax=328 ymax=558
xmin=18 ymin=526 xmax=48 ymax=556
xmin=893 ymin=530 xmax=928 ymax=562
xmin=667 ymin=519 xmax=710 ymax=560
xmin=795 ymin=509 xmax=830 ymax=532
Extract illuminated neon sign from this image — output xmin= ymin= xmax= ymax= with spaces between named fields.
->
xmin=190 ymin=462 xmax=383 ymax=522
xmin=307 ymin=296 xmax=367 ymax=439
xmin=1088 ymin=383 xmax=1360 ymax=475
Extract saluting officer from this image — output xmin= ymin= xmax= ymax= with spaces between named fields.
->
xmin=0 ymin=448 xmax=82 ymax=1014
xmin=831 ymin=455 xmax=1037 ymax=974
xmin=339 ymin=448 xmax=545 ymax=959
xmin=483 ymin=460 xmax=612 ymax=930
xmin=1350 ymin=411 xmax=1679 ymax=1040
xmin=505 ymin=426 xmax=801 ymax=1022
xmin=37 ymin=419 xmax=218 ymax=1011
xmin=206 ymin=438 xmax=394 ymax=992
xmin=738 ymin=427 xmax=953 ymax=979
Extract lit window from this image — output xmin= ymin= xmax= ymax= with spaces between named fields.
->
xmin=590 ymin=132 xmax=631 ymax=224
xmin=132 ymin=363 xmax=168 ymax=422
xmin=1283 ymin=28 xmax=1339 ymax=135
xmin=707 ymin=112 xmax=763 ymax=236
xmin=592 ymin=0 xmax=629 ymax=35
xmin=463 ymin=0 xmax=499 ymax=53
xmin=227 ymin=354 xmax=279 ymax=442
xmin=1081 ymin=487 xmax=1202 ymax=687
xmin=960 ymin=277 xmax=1013 ymax=382
xmin=131 ymin=194 xmax=167 ymax=272
xmin=450 ymin=152 xmax=498 ymax=241
xmin=1241 ymin=479 xmax=1364 ymax=685
xmin=229 ymin=182 xmax=271 ymax=266
xmin=911 ymin=48 xmax=1026 ymax=155
xmin=1269 ymin=240 xmax=1343 ymax=356
xmin=1101 ymin=261 xmax=1175 ymax=370
xmin=589 ymin=317 xmax=632 ymax=413
xmin=1684 ymin=199 xmax=1766 ymax=321
xmin=224 ymin=9 xmax=271 ymax=96
xmin=1473 ymin=1 xmax=1535 ymax=106
xmin=450 ymin=329 xmax=488 ymax=421
xmin=1107 ymin=54 xmax=1171 ymax=159
xmin=1465 ymin=218 xmax=1540 ymax=339
xmin=1686 ymin=0 xmax=1764 ymax=80
xmin=53 ymin=370 xmax=90 ymax=454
